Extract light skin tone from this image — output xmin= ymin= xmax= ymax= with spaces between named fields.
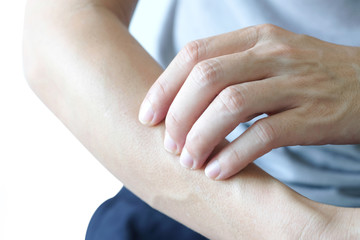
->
xmin=23 ymin=0 xmax=360 ymax=239
xmin=139 ymin=25 xmax=360 ymax=180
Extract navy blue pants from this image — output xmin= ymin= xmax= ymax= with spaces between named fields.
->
xmin=86 ymin=187 xmax=208 ymax=240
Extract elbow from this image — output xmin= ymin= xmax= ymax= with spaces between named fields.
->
xmin=23 ymin=3 xmax=43 ymax=94
xmin=23 ymin=32 xmax=57 ymax=109
xmin=22 ymin=0 xmax=52 ymax=96
xmin=23 ymin=40 xmax=42 ymax=93
xmin=23 ymin=36 xmax=50 ymax=101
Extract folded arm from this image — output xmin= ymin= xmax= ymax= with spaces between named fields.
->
xmin=23 ymin=0 xmax=359 ymax=239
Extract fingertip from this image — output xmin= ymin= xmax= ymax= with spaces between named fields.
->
xmin=205 ymin=160 xmax=221 ymax=180
xmin=138 ymin=98 xmax=155 ymax=125
xmin=179 ymin=148 xmax=194 ymax=169
xmin=164 ymin=131 xmax=180 ymax=155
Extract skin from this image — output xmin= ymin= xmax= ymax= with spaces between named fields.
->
xmin=140 ymin=25 xmax=360 ymax=180
xmin=23 ymin=0 xmax=360 ymax=239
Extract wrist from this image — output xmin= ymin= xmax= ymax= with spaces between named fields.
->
xmin=329 ymin=207 xmax=360 ymax=239
xmin=296 ymin=202 xmax=360 ymax=240
xmin=272 ymin=187 xmax=343 ymax=239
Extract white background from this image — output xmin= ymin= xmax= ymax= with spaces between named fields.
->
xmin=0 ymin=1 xmax=167 ymax=239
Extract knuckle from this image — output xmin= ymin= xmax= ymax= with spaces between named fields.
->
xmin=153 ymin=78 xmax=167 ymax=97
xmin=179 ymin=39 xmax=207 ymax=65
xmin=243 ymin=26 xmax=260 ymax=47
xmin=217 ymin=85 xmax=248 ymax=115
xmin=191 ymin=59 xmax=222 ymax=87
xmin=228 ymin=146 xmax=242 ymax=163
xmin=252 ymin=119 xmax=278 ymax=148
xmin=257 ymin=23 xmax=279 ymax=36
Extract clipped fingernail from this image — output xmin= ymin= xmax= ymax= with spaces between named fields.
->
xmin=164 ymin=131 xmax=178 ymax=154
xmin=205 ymin=160 xmax=220 ymax=179
xmin=179 ymin=148 xmax=194 ymax=169
xmin=139 ymin=98 xmax=154 ymax=125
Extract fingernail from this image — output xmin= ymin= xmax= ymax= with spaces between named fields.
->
xmin=179 ymin=148 xmax=194 ymax=169
xmin=164 ymin=131 xmax=178 ymax=154
xmin=205 ymin=160 xmax=221 ymax=179
xmin=139 ymin=98 xmax=154 ymax=125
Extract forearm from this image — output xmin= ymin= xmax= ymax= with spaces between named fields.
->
xmin=23 ymin=2 xmax=359 ymax=239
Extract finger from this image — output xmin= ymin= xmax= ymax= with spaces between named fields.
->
xmin=138 ymin=26 xmax=259 ymax=126
xmin=205 ymin=110 xmax=301 ymax=180
xmin=165 ymin=50 xmax=278 ymax=154
xmin=180 ymin=77 xmax=295 ymax=169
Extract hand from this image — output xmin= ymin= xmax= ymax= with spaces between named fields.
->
xmin=138 ymin=24 xmax=360 ymax=180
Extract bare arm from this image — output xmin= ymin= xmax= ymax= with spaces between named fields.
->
xmin=23 ymin=0 xmax=359 ymax=239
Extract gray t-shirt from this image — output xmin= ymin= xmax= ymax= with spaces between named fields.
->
xmin=154 ymin=0 xmax=360 ymax=207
